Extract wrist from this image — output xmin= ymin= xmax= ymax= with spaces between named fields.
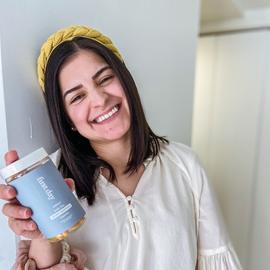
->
xmin=29 ymin=239 xmax=62 ymax=269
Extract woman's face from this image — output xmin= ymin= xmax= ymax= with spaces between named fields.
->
xmin=59 ymin=50 xmax=131 ymax=145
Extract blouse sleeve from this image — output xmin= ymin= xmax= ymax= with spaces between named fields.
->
xmin=190 ymin=154 xmax=243 ymax=270
xmin=12 ymin=240 xmax=89 ymax=270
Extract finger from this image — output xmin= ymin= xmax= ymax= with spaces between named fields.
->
xmin=2 ymin=203 xmax=32 ymax=219
xmin=4 ymin=150 xmax=19 ymax=165
xmin=9 ymin=218 xmax=40 ymax=237
xmin=21 ymin=230 xmax=43 ymax=240
xmin=0 ymin=184 xmax=17 ymax=200
xmin=64 ymin=178 xmax=75 ymax=191
xmin=9 ymin=218 xmax=37 ymax=232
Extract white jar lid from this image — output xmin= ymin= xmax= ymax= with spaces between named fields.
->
xmin=0 ymin=148 xmax=48 ymax=181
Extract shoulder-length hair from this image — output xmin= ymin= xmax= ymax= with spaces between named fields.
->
xmin=44 ymin=37 xmax=168 ymax=205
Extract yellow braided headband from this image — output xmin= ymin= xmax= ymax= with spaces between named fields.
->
xmin=37 ymin=25 xmax=123 ymax=92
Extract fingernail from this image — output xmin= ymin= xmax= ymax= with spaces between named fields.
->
xmin=6 ymin=187 xmax=15 ymax=197
xmin=20 ymin=209 xmax=31 ymax=217
xmin=25 ymin=209 xmax=32 ymax=217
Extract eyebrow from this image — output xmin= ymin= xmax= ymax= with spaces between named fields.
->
xmin=92 ymin=65 xmax=111 ymax=80
xmin=63 ymin=65 xmax=111 ymax=100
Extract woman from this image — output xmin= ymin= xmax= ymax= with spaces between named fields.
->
xmin=0 ymin=25 xmax=242 ymax=269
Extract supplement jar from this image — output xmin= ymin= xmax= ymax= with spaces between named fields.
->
xmin=0 ymin=148 xmax=85 ymax=242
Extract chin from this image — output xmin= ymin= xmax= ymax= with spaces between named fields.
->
xmin=105 ymin=128 xmax=130 ymax=142
xmin=91 ymin=127 xmax=131 ymax=144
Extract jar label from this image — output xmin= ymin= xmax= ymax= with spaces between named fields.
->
xmin=10 ymin=160 xmax=85 ymax=238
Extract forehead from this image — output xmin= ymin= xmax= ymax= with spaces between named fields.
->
xmin=58 ymin=49 xmax=109 ymax=93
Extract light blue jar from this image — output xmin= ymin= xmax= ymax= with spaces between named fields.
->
xmin=0 ymin=148 xmax=85 ymax=242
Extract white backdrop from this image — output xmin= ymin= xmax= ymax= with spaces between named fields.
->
xmin=0 ymin=36 xmax=16 ymax=270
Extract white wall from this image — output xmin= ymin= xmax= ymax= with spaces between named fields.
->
xmin=0 ymin=36 xmax=16 ymax=270
xmin=0 ymin=1 xmax=200 ymax=268
xmin=0 ymin=0 xmax=200 ymax=158
xmin=0 ymin=38 xmax=8 ymax=168
xmin=248 ymin=44 xmax=270 ymax=269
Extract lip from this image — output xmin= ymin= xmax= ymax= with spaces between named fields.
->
xmin=91 ymin=103 xmax=121 ymax=124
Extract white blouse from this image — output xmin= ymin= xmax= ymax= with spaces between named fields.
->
xmin=66 ymin=142 xmax=242 ymax=270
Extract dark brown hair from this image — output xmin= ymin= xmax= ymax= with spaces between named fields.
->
xmin=44 ymin=37 xmax=168 ymax=205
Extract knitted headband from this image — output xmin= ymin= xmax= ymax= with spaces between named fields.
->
xmin=37 ymin=25 xmax=123 ymax=92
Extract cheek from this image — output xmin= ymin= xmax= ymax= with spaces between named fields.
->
xmin=67 ymin=105 xmax=88 ymax=125
xmin=110 ymin=82 xmax=130 ymax=112
xmin=109 ymin=78 xmax=126 ymax=96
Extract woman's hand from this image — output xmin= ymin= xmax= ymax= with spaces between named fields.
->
xmin=0 ymin=150 xmax=75 ymax=239
xmin=0 ymin=150 xmax=42 ymax=239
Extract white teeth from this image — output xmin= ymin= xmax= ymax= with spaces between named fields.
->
xmin=95 ymin=106 xmax=119 ymax=123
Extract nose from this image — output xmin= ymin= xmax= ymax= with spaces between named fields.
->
xmin=89 ymin=87 xmax=107 ymax=108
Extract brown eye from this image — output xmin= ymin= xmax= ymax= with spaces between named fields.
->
xmin=70 ymin=93 xmax=85 ymax=104
xmin=98 ymin=75 xmax=114 ymax=86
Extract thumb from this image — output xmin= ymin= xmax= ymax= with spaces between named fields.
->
xmin=64 ymin=178 xmax=75 ymax=191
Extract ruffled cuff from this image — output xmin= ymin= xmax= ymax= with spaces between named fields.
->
xmin=197 ymin=244 xmax=242 ymax=270
xmin=12 ymin=240 xmax=89 ymax=270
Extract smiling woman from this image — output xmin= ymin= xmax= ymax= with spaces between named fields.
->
xmin=43 ymin=32 xmax=167 ymax=208
xmin=1 ymin=25 xmax=242 ymax=270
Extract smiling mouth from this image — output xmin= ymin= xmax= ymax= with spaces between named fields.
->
xmin=93 ymin=104 xmax=121 ymax=124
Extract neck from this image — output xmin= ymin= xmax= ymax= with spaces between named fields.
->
xmin=91 ymin=136 xmax=131 ymax=175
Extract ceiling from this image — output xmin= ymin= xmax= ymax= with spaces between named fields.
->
xmin=243 ymin=0 xmax=270 ymax=8
xmin=201 ymin=0 xmax=270 ymax=22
